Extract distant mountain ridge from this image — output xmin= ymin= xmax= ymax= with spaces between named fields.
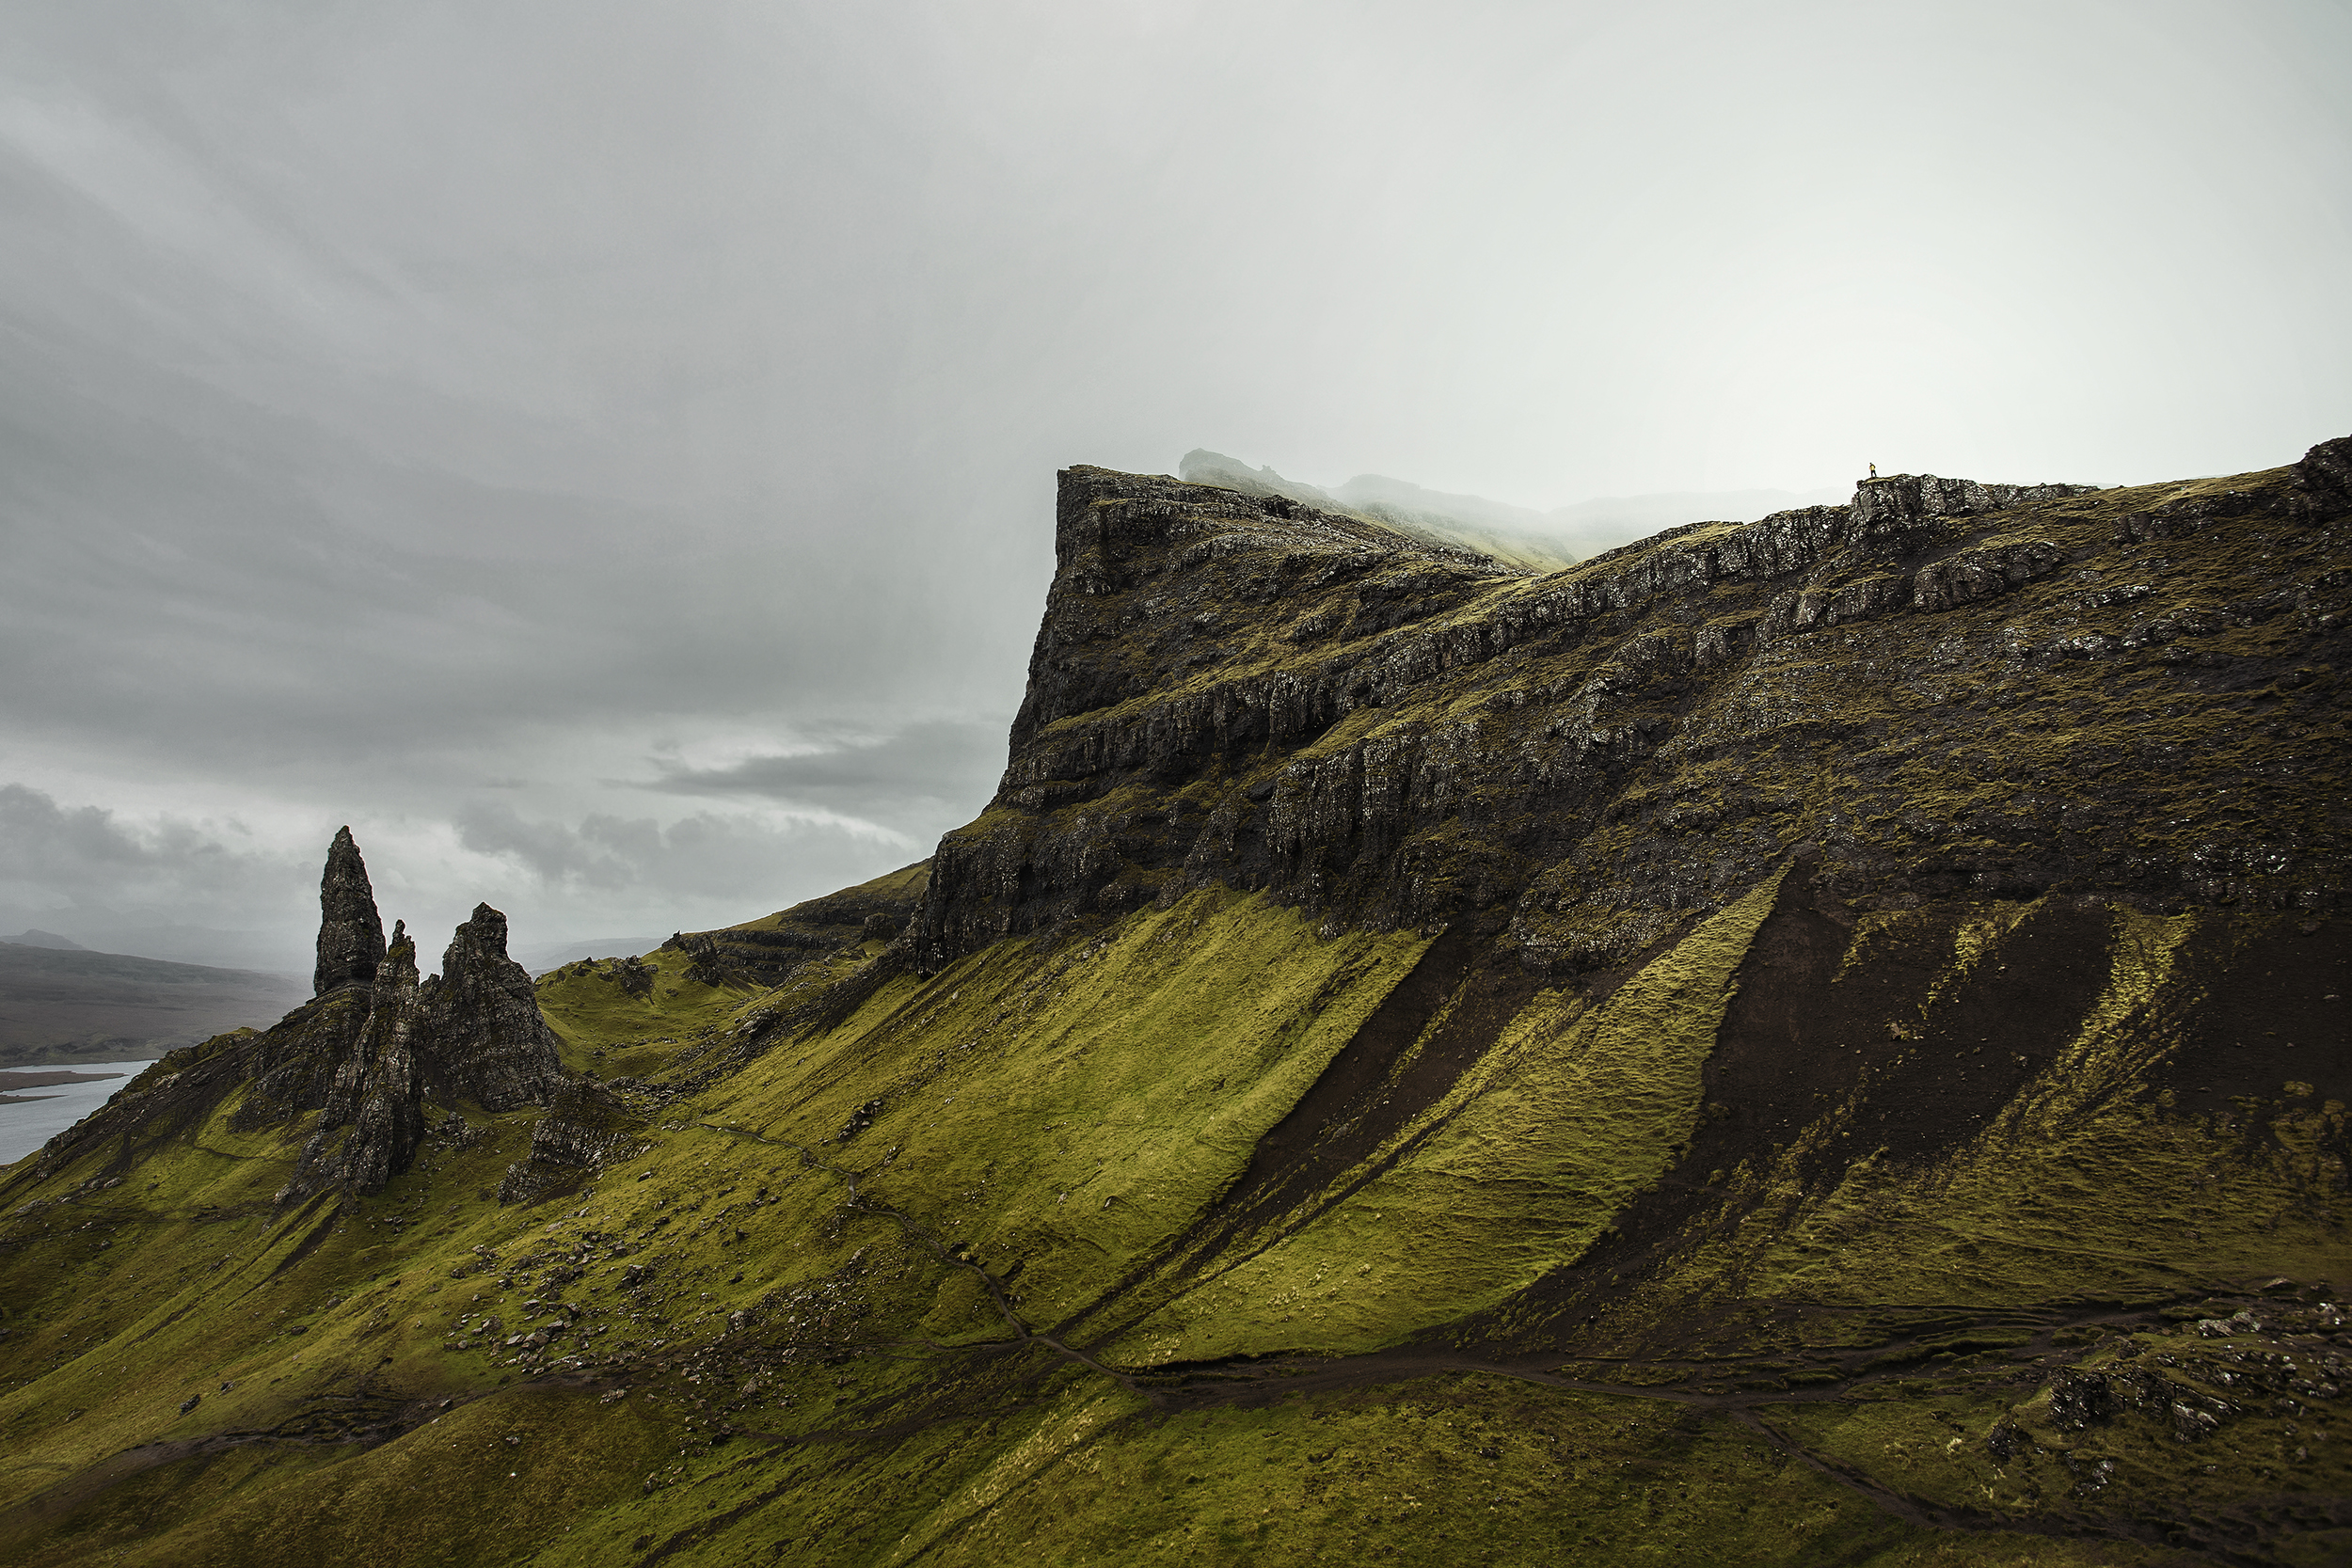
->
xmin=515 ymin=937 xmax=672 ymax=974
xmin=5 ymin=930 xmax=87 ymax=951
xmin=1177 ymin=449 xmax=1581 ymax=570
xmin=0 ymin=942 xmax=308 ymax=1067
xmin=1549 ymin=483 xmax=1851 ymax=540
xmin=0 ymin=918 xmax=301 ymax=972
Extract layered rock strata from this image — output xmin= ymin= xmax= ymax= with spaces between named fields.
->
xmin=912 ymin=440 xmax=2351 ymax=974
xmin=660 ymin=863 xmax=930 ymax=990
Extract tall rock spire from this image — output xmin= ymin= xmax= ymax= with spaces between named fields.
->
xmin=312 ymin=827 xmax=387 ymax=996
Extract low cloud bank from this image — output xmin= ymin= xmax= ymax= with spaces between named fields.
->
xmin=637 ymin=720 xmax=1003 ymax=825
xmin=0 ymin=784 xmax=310 ymax=970
xmin=453 ymin=800 xmax=914 ymax=909
xmin=1 ymin=742 xmax=982 ymax=974
xmin=1179 ymin=449 xmax=1849 ymax=565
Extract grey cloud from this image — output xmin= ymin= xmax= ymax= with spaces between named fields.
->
xmin=452 ymin=801 xmax=910 ymax=914
xmin=636 ymin=721 xmax=1005 ymax=824
xmin=0 ymin=778 xmax=938 ymax=974
xmin=0 ymin=784 xmax=292 ymax=904
xmin=0 ymin=784 xmax=309 ymax=957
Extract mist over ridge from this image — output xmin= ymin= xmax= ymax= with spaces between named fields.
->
xmin=1179 ymin=447 xmax=1848 ymax=567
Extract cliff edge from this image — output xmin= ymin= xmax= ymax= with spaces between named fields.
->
xmin=915 ymin=443 xmax=2346 ymax=976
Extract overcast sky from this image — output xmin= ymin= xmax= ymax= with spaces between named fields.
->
xmin=2 ymin=0 xmax=2345 ymax=973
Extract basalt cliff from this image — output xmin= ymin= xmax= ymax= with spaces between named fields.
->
xmin=0 ymin=439 xmax=2345 ymax=1567
xmin=914 ymin=452 xmax=2342 ymax=969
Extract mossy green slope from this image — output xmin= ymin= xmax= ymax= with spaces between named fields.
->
xmin=4 ymin=873 xmax=2340 ymax=1561
xmin=1102 ymin=870 xmax=1789 ymax=1366
xmin=1 ymin=444 xmax=2347 ymax=1564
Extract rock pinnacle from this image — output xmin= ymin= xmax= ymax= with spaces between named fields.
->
xmin=312 ymin=826 xmax=387 ymax=996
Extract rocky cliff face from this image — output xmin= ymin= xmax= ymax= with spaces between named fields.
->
xmin=914 ymin=442 xmax=2348 ymax=976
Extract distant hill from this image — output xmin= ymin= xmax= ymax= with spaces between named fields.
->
xmin=6 ymin=930 xmax=88 ymax=951
xmin=1546 ymin=484 xmax=1849 ymax=553
xmin=0 ymin=942 xmax=309 ymax=1067
xmin=0 ymin=913 xmax=308 ymax=971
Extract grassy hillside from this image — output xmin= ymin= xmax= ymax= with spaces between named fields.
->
xmin=3 ymin=877 xmax=2338 ymax=1562
xmin=0 ymin=444 xmax=2345 ymax=1564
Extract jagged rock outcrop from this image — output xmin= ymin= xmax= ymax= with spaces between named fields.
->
xmin=911 ymin=441 xmax=2349 ymax=974
xmin=1848 ymin=470 xmax=2097 ymax=541
xmin=283 ymin=902 xmax=568 ymax=1200
xmin=2292 ymin=432 xmax=2352 ymax=518
xmin=494 ymin=1079 xmax=647 ymax=1206
xmin=603 ymin=954 xmax=656 ymax=996
xmin=35 ymin=832 xmax=577 ymax=1203
xmin=311 ymin=826 xmax=385 ymax=995
xmin=294 ymin=922 xmax=425 ymax=1196
xmin=414 ymin=904 xmax=567 ymax=1111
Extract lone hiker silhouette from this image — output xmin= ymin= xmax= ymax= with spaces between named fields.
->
xmin=1868 ymin=462 xmax=1878 ymax=478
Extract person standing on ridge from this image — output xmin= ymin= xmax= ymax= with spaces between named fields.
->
xmin=1868 ymin=462 xmax=1878 ymax=478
